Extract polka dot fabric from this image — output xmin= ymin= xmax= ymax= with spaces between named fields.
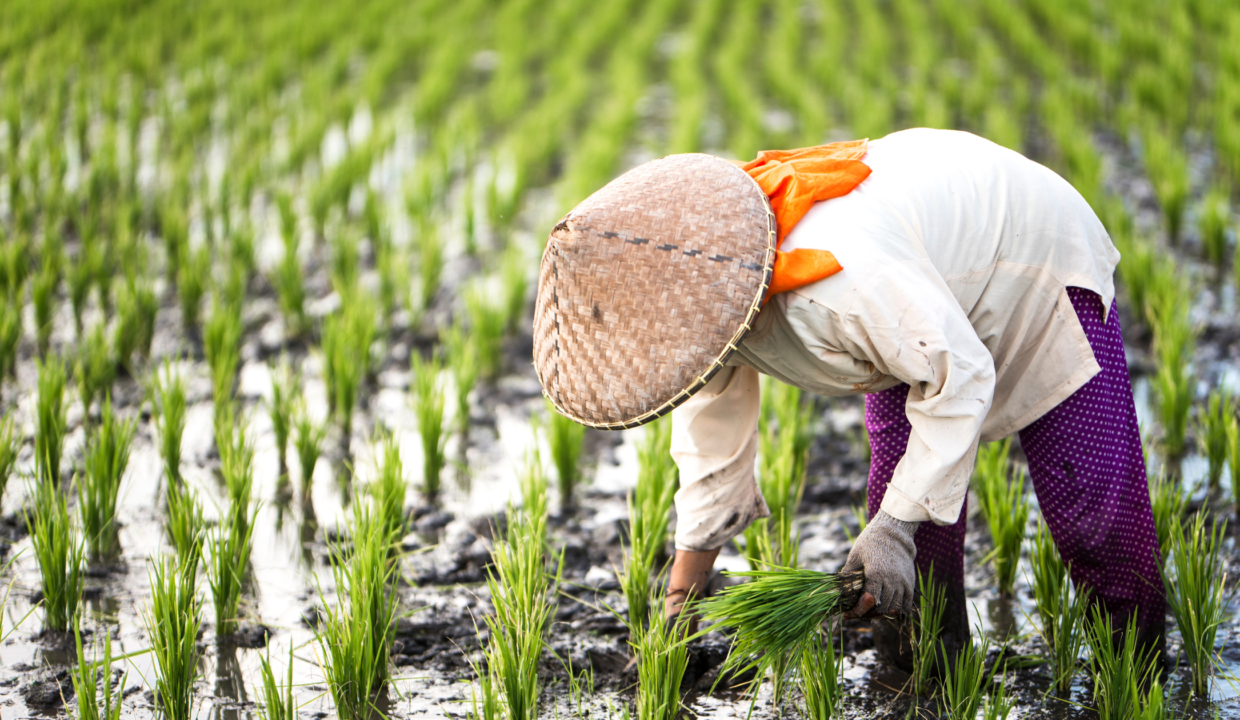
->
xmin=864 ymin=287 xmax=1164 ymax=652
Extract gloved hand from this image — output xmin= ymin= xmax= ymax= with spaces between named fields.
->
xmin=840 ymin=509 xmax=919 ymax=618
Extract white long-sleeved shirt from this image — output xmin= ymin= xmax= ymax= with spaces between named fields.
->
xmin=671 ymin=128 xmax=1119 ymax=551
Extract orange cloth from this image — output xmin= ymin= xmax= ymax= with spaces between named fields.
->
xmin=741 ymin=139 xmax=872 ymax=300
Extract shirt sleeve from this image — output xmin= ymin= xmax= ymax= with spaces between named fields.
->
xmin=669 ymin=365 xmax=770 ymax=551
xmin=834 ymin=259 xmax=995 ymax=526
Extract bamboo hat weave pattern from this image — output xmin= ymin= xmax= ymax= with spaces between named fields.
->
xmin=533 ymin=154 xmax=776 ymax=429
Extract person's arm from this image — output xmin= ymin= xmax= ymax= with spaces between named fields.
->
xmin=669 ymin=364 xmax=769 ymax=552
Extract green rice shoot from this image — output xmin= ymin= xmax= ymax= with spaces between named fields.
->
xmin=26 ymin=476 xmax=85 ymax=632
xmin=206 ymin=496 xmax=258 ymax=636
xmin=35 ymin=356 xmax=68 ymax=486
xmin=1026 ymin=520 xmax=1086 ymax=694
xmin=294 ymin=404 xmax=327 ymax=497
xmin=1148 ymin=470 xmax=1186 ymax=563
xmin=370 ymin=432 xmax=408 ymax=544
xmin=911 ymin=566 xmax=946 ymax=697
xmin=545 ymin=399 xmax=586 ymax=513
xmin=152 ymin=360 xmax=187 ymax=485
xmin=1162 ymin=511 xmax=1229 ymax=697
xmin=268 ymin=358 xmax=299 ymax=481
xmin=937 ymin=635 xmax=997 ymax=720
xmin=621 ymin=417 xmax=676 ymax=626
xmin=443 ymin=321 xmax=478 ymax=438
xmin=411 ymin=350 xmax=447 ymax=505
xmin=79 ymin=397 xmax=135 ymax=562
xmin=164 ymin=481 xmax=205 ymax=570
xmin=630 ymin=607 xmax=691 ymax=720
xmin=1084 ymin=606 xmax=1163 ymax=720
xmin=70 ymin=627 xmax=124 ymax=720
xmin=0 ymin=413 xmax=19 ymax=510
xmin=257 ymin=644 xmax=296 ymax=720
xmin=144 ymin=555 xmax=203 ymax=720
xmin=977 ymin=465 xmax=1029 ymax=597
xmin=1196 ymin=389 xmax=1232 ymax=492
xmin=75 ymin=323 xmax=116 ymax=423
xmin=799 ymin=628 xmax=843 ymax=720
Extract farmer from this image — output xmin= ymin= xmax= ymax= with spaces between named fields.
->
xmin=531 ymin=128 xmax=1164 ymax=665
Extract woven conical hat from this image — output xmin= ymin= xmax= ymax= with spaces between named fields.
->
xmin=533 ymin=154 xmax=776 ymax=429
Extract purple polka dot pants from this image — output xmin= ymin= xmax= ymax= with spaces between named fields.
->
xmin=865 ymin=287 xmax=1165 ymax=652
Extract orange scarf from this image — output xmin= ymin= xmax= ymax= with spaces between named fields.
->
xmin=741 ymin=139 xmax=872 ymax=300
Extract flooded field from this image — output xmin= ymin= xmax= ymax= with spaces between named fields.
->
xmin=5 ymin=0 xmax=1240 ymax=718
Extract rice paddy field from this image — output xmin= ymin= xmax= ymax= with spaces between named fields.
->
xmin=4 ymin=0 xmax=1240 ymax=718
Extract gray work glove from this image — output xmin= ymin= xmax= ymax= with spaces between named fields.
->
xmin=841 ymin=509 xmax=920 ymax=616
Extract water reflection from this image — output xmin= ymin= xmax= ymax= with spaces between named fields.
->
xmin=213 ymin=642 xmax=248 ymax=720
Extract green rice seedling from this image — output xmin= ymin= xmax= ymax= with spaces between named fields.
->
xmin=466 ymin=283 xmax=505 ymax=381
xmin=1148 ymin=470 xmax=1186 ymax=562
xmin=1027 ymin=522 xmax=1088 ymax=693
xmin=480 ymin=493 xmax=556 ymax=720
xmin=370 ymin=432 xmax=407 ymax=543
xmin=983 ymin=677 xmax=1014 ymax=720
xmin=971 ymin=437 xmax=1011 ymax=493
xmin=321 ymin=294 xmax=373 ymax=443
xmin=315 ymin=506 xmax=400 ymax=720
xmin=32 ymin=249 xmax=60 ymax=357
xmin=329 ymin=230 xmax=360 ymax=295
xmin=443 ymin=322 xmax=478 ymax=437
xmin=70 ymin=628 xmax=124 ymax=720
xmin=1143 ymin=128 xmax=1189 ymax=244
xmin=164 ymin=481 xmax=204 ymax=569
xmin=0 ymin=290 xmax=21 ymax=383
xmin=294 ymin=405 xmax=327 ymax=496
xmin=80 ymin=398 xmax=135 ymax=562
xmin=1163 ymin=512 xmax=1228 ymax=697
xmin=36 ymin=356 xmax=68 ymax=486
xmin=271 ymin=233 xmax=306 ymax=336
xmin=76 ymin=323 xmax=116 ymax=422
xmin=1115 ymin=235 xmax=1158 ymax=327
xmin=545 ymin=399 xmax=586 ymax=513
xmin=741 ymin=379 xmax=813 ymax=568
xmin=1196 ymin=390 xmax=1232 ymax=492
xmin=113 ymin=277 xmax=158 ymax=369
xmin=415 ymin=220 xmax=444 ymax=315
xmin=1085 ymin=608 xmax=1162 ymax=720
xmin=152 ymin=361 xmax=187 ymax=485
xmin=501 ymin=243 xmax=527 ymax=335
xmin=630 ymin=608 xmax=691 ymax=720
xmin=519 ymin=448 xmax=549 ymax=534
xmin=1227 ymin=415 xmax=1240 ymax=522
xmin=257 ymin=644 xmax=296 ymax=720
xmin=204 ymin=296 xmax=243 ymax=441
xmin=68 ymin=243 xmax=98 ymax=338
xmin=621 ymin=417 xmax=677 ymax=624
xmin=374 ymin=232 xmax=405 ymax=325
xmin=411 ymin=350 xmax=447 ymax=505
xmin=978 ymin=466 xmax=1029 ymax=597
xmin=799 ymin=628 xmax=843 ymax=720
xmin=268 ymin=359 xmax=299 ymax=479
xmin=937 ymin=635 xmax=997 ymax=720
xmin=206 ymin=498 xmax=258 ymax=636
xmin=702 ymin=568 xmax=865 ymax=690
xmin=1199 ymin=186 xmax=1230 ymax=269
xmin=217 ymin=416 xmax=255 ymax=514
xmin=0 ymin=413 xmax=19 ymax=508
xmin=144 ymin=556 xmax=202 ymax=720
xmin=177 ymin=245 xmax=210 ymax=337
xmin=1148 ymin=276 xmax=1196 ymax=459
xmin=911 ymin=567 xmax=947 ymax=697
xmin=27 ymin=476 xmax=85 ymax=632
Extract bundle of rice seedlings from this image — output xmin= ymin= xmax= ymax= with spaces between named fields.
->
xmin=937 ymin=635 xmax=997 ymax=720
xmin=631 ymin=608 xmax=691 ymax=720
xmin=80 ymin=398 xmax=135 ymax=562
xmin=164 ymin=481 xmax=204 ymax=569
xmin=26 ymin=476 xmax=84 ymax=631
xmin=1148 ymin=471 xmax=1186 ymax=562
xmin=144 ymin=556 xmax=202 ymax=720
xmin=911 ymin=567 xmax=947 ymax=696
xmin=799 ymin=629 xmax=843 ymax=720
xmin=315 ymin=506 xmax=399 ymax=720
xmin=501 ymin=243 xmax=527 ymax=335
xmin=204 ymin=296 xmax=243 ymax=440
xmin=1162 ymin=512 xmax=1228 ymax=697
xmin=152 ymin=361 xmax=187 ymax=485
xmin=1027 ymin=521 xmax=1087 ymax=693
xmin=0 ymin=414 xmax=19 ymax=509
xmin=268 ymin=359 xmax=299 ymax=480
xmin=35 ymin=356 xmax=68 ymax=486
xmin=70 ymin=628 xmax=124 ymax=720
xmin=294 ymin=405 xmax=327 ymax=497
xmin=621 ymin=417 xmax=677 ymax=625
xmin=545 ymin=400 xmax=586 ymax=513
xmin=466 ymin=282 xmax=505 ymax=381
xmin=257 ymin=644 xmax=295 ymax=720
xmin=206 ymin=497 xmax=258 ymax=637
xmin=479 ymin=492 xmax=556 ymax=720
xmin=701 ymin=568 xmax=864 ymax=688
xmin=1196 ymin=389 xmax=1232 ymax=492
xmin=443 ymin=322 xmax=478 ymax=438
xmin=75 ymin=323 xmax=115 ymax=422
xmin=1085 ymin=608 xmax=1163 ymax=720
xmin=977 ymin=466 xmax=1029 ymax=597
xmin=370 ymin=432 xmax=407 ymax=544
xmin=411 ymin=350 xmax=447 ymax=505
xmin=177 ymin=245 xmax=210 ymax=337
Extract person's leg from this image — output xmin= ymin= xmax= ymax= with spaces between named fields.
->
xmin=865 ymin=384 xmax=969 ymax=668
xmin=1018 ymin=287 xmax=1165 ymax=662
